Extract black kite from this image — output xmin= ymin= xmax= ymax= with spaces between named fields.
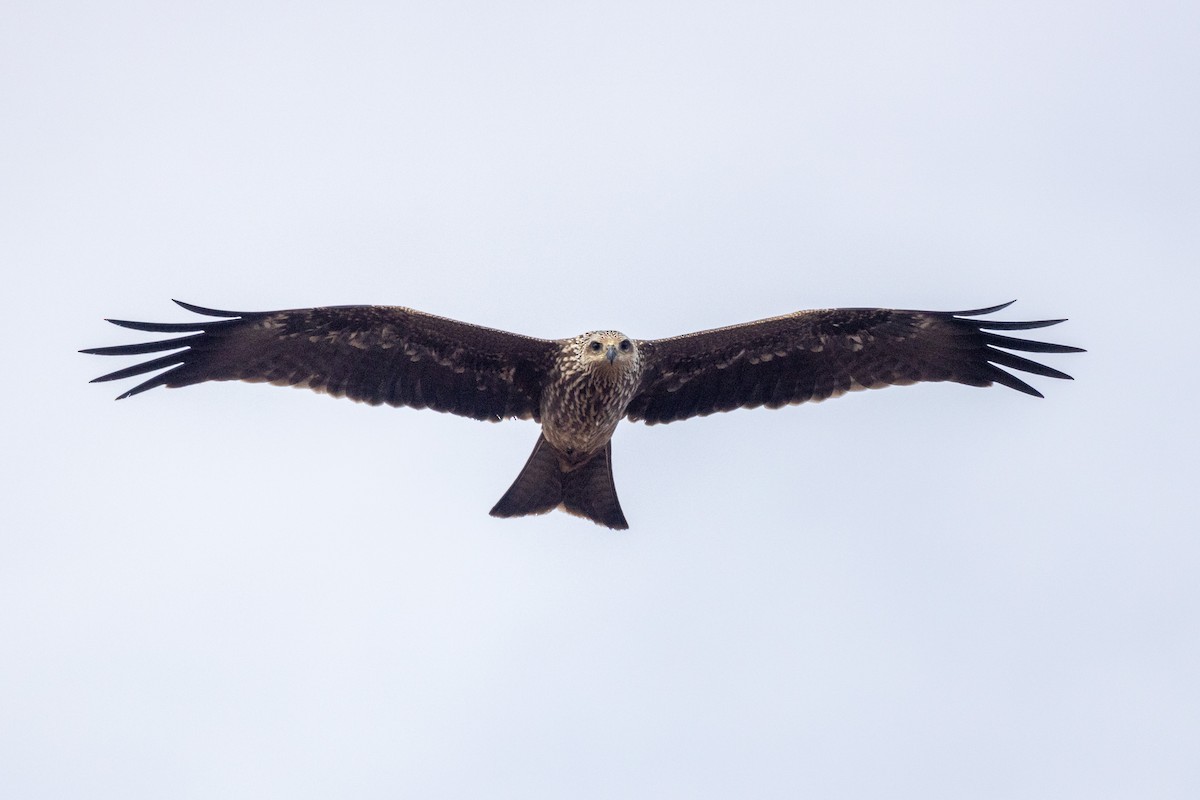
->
xmin=84 ymin=300 xmax=1083 ymax=529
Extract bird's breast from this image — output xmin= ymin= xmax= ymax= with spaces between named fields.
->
xmin=540 ymin=371 xmax=639 ymax=460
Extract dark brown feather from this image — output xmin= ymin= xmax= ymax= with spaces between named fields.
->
xmin=625 ymin=302 xmax=1084 ymax=425
xmin=560 ymin=442 xmax=627 ymax=530
xmin=489 ymin=436 xmax=628 ymax=530
xmin=490 ymin=434 xmax=565 ymax=519
xmin=82 ymin=301 xmax=557 ymax=421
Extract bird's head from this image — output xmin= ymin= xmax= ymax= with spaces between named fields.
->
xmin=575 ymin=331 xmax=638 ymax=375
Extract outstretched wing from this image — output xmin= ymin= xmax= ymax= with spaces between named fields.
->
xmin=626 ymin=301 xmax=1084 ymax=425
xmin=83 ymin=301 xmax=557 ymax=421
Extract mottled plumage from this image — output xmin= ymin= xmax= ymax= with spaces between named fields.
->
xmin=84 ymin=300 xmax=1083 ymax=529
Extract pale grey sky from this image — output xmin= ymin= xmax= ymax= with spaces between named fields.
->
xmin=3 ymin=1 xmax=1198 ymax=797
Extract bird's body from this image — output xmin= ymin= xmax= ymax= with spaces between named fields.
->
xmin=541 ymin=332 xmax=643 ymax=461
xmin=84 ymin=300 xmax=1083 ymax=529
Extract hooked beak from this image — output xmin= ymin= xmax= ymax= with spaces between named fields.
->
xmin=605 ymin=344 xmax=618 ymax=364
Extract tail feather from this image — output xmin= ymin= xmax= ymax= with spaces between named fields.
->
xmin=561 ymin=443 xmax=627 ymax=530
xmin=490 ymin=435 xmax=563 ymax=519
xmin=489 ymin=435 xmax=628 ymax=530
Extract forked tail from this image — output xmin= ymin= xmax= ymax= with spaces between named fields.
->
xmin=490 ymin=434 xmax=628 ymax=530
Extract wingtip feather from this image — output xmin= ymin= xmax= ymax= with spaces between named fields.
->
xmin=172 ymin=299 xmax=243 ymax=317
xmin=989 ymin=366 xmax=1045 ymax=397
xmin=953 ymin=300 xmax=1017 ymax=317
xmin=104 ymin=317 xmax=204 ymax=333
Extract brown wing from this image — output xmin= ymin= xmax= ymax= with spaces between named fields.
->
xmin=83 ymin=301 xmax=557 ymax=421
xmin=625 ymin=302 xmax=1084 ymax=425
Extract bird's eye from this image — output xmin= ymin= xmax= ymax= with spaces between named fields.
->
xmin=589 ymin=341 xmax=602 ymax=352
xmin=619 ymin=339 xmax=631 ymax=351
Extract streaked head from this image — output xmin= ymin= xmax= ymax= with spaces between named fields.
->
xmin=576 ymin=331 xmax=637 ymax=371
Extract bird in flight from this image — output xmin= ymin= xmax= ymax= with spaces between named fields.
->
xmin=84 ymin=300 xmax=1083 ymax=529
